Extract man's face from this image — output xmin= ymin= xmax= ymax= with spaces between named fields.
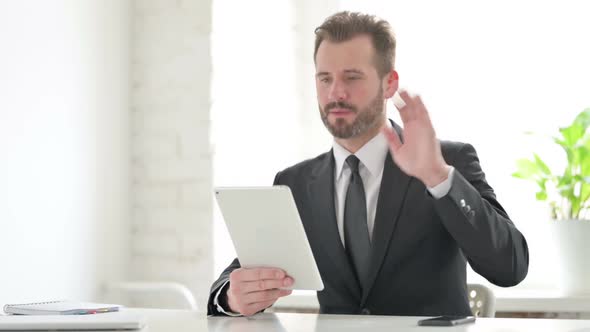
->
xmin=315 ymin=35 xmax=387 ymax=139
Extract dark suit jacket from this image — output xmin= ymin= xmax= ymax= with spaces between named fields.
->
xmin=208 ymin=120 xmax=529 ymax=316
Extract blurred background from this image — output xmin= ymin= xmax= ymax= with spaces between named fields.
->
xmin=0 ymin=0 xmax=589 ymax=317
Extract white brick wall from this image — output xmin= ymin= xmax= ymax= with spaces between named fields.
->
xmin=131 ymin=0 xmax=212 ymax=309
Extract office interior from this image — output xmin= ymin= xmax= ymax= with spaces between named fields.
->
xmin=1 ymin=0 xmax=589 ymax=321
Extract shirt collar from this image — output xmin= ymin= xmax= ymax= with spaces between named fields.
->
xmin=333 ymin=121 xmax=391 ymax=181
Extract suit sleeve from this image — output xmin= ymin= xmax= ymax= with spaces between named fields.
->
xmin=207 ymin=258 xmax=241 ymax=315
xmin=431 ymin=143 xmax=529 ymax=287
xmin=206 ymin=171 xmax=285 ymax=315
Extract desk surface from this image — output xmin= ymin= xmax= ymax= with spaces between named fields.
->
xmin=275 ymin=291 xmax=590 ymax=313
xmin=137 ymin=309 xmax=590 ymax=332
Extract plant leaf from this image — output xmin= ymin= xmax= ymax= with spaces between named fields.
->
xmin=573 ymin=108 xmax=590 ymax=130
xmin=517 ymin=108 xmax=590 ymax=219
xmin=533 ymin=154 xmax=552 ymax=175
xmin=536 ymin=191 xmax=548 ymax=201
xmin=513 ymin=158 xmax=541 ymax=180
xmin=580 ymin=146 xmax=590 ymax=176
xmin=559 ymin=123 xmax=583 ymax=147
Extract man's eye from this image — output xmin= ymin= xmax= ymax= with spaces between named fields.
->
xmin=320 ymin=78 xmax=331 ymax=83
xmin=347 ymin=76 xmax=360 ymax=81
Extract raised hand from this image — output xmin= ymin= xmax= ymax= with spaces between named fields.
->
xmin=382 ymin=90 xmax=450 ymax=187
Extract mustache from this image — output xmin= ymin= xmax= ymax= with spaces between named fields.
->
xmin=324 ymin=101 xmax=357 ymax=113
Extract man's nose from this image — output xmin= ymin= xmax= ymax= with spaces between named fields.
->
xmin=328 ymin=80 xmax=348 ymax=101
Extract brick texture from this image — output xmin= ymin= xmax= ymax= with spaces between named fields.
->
xmin=130 ymin=0 xmax=212 ymax=309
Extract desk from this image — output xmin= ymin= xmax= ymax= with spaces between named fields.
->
xmin=135 ymin=309 xmax=590 ymax=331
xmin=274 ymin=292 xmax=590 ymax=315
xmin=495 ymin=290 xmax=590 ymax=313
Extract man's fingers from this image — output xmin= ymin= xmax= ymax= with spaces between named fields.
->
xmin=241 ymin=277 xmax=294 ymax=293
xmin=397 ymin=89 xmax=415 ymax=108
xmin=231 ymin=288 xmax=292 ymax=316
xmin=382 ymin=126 xmax=402 ymax=152
xmin=242 ymin=299 xmax=278 ymax=317
xmin=244 ymin=289 xmax=291 ymax=305
xmin=396 ymin=90 xmax=417 ymax=123
xmin=412 ymin=95 xmax=431 ymax=121
xmin=227 ymin=268 xmax=293 ymax=315
xmin=231 ymin=268 xmax=285 ymax=282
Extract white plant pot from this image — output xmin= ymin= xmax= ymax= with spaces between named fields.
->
xmin=550 ymin=219 xmax=590 ymax=295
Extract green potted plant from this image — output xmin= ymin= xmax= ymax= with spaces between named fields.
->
xmin=513 ymin=108 xmax=590 ymax=295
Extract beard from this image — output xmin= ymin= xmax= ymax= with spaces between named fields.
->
xmin=319 ymin=88 xmax=385 ymax=139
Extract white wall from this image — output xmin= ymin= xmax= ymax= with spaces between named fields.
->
xmin=0 ymin=0 xmax=130 ymax=305
xmin=130 ymin=0 xmax=213 ymax=309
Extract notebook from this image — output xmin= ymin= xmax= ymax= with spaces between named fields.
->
xmin=0 ymin=311 xmax=145 ymax=331
xmin=3 ymin=301 xmax=121 ymax=315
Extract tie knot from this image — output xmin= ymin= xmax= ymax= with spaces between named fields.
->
xmin=346 ymin=155 xmax=361 ymax=173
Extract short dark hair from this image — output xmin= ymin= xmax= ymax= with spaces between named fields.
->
xmin=314 ymin=11 xmax=396 ymax=77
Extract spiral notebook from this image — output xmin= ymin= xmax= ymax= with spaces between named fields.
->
xmin=3 ymin=301 xmax=121 ymax=315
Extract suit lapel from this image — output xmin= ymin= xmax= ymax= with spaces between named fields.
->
xmin=307 ymin=152 xmax=361 ymax=299
xmin=361 ymin=123 xmax=413 ymax=303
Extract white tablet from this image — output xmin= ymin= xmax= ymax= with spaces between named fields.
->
xmin=214 ymin=186 xmax=324 ymax=291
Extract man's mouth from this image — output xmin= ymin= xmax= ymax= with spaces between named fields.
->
xmin=328 ymin=108 xmax=355 ymax=115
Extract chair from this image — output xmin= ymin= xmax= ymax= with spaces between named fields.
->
xmin=102 ymin=281 xmax=198 ymax=310
xmin=467 ymin=283 xmax=496 ymax=317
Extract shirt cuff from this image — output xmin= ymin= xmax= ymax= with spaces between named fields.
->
xmin=427 ymin=166 xmax=455 ymax=199
xmin=214 ymin=280 xmax=242 ymax=316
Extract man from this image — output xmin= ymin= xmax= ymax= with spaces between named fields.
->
xmin=208 ymin=11 xmax=529 ymax=317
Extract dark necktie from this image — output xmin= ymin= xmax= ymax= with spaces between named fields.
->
xmin=343 ymin=155 xmax=371 ymax=288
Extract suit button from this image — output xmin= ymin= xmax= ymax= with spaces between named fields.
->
xmin=361 ymin=308 xmax=371 ymax=315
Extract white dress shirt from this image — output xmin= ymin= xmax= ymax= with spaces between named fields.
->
xmin=214 ymin=123 xmax=455 ymax=315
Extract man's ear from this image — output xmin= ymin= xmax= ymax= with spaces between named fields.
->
xmin=383 ymin=70 xmax=399 ymax=99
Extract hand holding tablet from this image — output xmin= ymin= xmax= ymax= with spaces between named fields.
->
xmin=214 ymin=186 xmax=324 ymax=316
xmin=226 ymin=267 xmax=293 ymax=316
